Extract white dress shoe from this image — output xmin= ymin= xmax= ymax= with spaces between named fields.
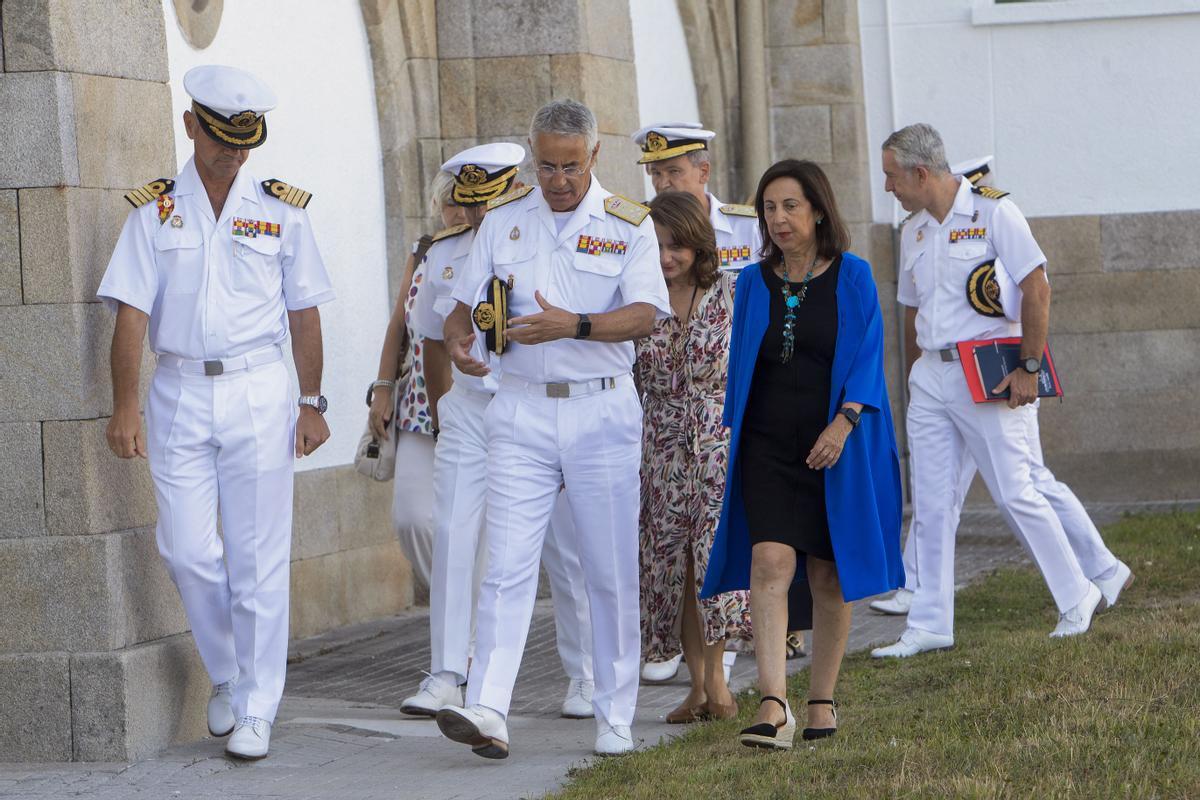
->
xmin=225 ymin=716 xmax=271 ymax=760
xmin=1050 ymin=582 xmax=1103 ymax=638
xmin=869 ymin=587 xmax=914 ymax=616
xmin=207 ymin=677 xmax=236 ymax=737
xmin=400 ymin=671 xmax=462 ymax=717
xmin=436 ymin=704 xmax=509 ymax=759
xmin=1094 ymin=561 xmax=1133 ymax=610
xmin=641 ymin=654 xmax=681 ymax=684
xmin=722 ymin=651 xmax=736 ymax=684
xmin=561 ymin=678 xmax=594 ymax=719
xmin=594 ymin=718 xmax=634 ymax=756
xmin=870 ymin=627 xmax=954 ymax=659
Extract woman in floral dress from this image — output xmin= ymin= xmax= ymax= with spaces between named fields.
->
xmin=637 ymin=191 xmax=752 ymax=723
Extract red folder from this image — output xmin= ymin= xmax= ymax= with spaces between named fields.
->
xmin=955 ymin=337 xmax=1063 ymax=403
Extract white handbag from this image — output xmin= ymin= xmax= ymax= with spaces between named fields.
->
xmin=354 ymin=380 xmax=402 ymax=481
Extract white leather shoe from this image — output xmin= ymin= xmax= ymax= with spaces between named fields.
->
xmin=869 ymin=587 xmax=914 ymax=616
xmin=641 ymin=654 xmax=681 ymax=684
xmin=1094 ymin=561 xmax=1133 ymax=610
xmin=207 ymin=678 xmax=236 ymax=737
xmin=436 ymin=704 xmax=509 ymax=759
xmin=870 ymin=627 xmax=954 ymax=659
xmin=400 ymin=671 xmax=462 ymax=717
xmin=722 ymin=651 xmax=736 ymax=684
xmin=561 ymin=678 xmax=594 ymax=719
xmin=225 ymin=716 xmax=271 ymax=760
xmin=594 ymin=718 xmax=634 ymax=756
xmin=1050 ymin=582 xmax=1103 ymax=638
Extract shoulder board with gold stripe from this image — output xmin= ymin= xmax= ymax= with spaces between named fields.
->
xmin=124 ymin=178 xmax=175 ymax=208
xmin=262 ymin=179 xmax=313 ymax=209
xmin=604 ymin=194 xmax=650 ymax=226
xmin=719 ymin=203 xmax=756 ymax=218
xmin=971 ymin=186 xmax=1010 ymax=200
xmin=431 ymin=223 xmax=472 ymax=242
xmin=486 ymin=184 xmax=534 ymax=210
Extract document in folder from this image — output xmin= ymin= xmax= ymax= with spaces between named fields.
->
xmin=955 ymin=337 xmax=1063 ymax=403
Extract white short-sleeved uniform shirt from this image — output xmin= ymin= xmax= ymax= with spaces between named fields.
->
xmin=97 ymin=158 xmax=334 ymax=360
xmin=708 ymin=193 xmax=762 ymax=273
xmin=409 ymin=224 xmax=499 ymax=393
xmin=451 ymin=178 xmax=671 ymax=383
xmin=897 ymin=177 xmax=1045 ymax=352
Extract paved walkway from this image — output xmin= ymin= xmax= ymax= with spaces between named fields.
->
xmin=0 ymin=505 xmax=1151 ymax=800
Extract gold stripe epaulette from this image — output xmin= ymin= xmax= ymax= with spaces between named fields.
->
xmin=486 ymin=184 xmax=534 ymax=210
xmin=719 ymin=203 xmax=757 ymax=218
xmin=124 ymin=178 xmax=175 ymax=208
xmin=971 ymin=186 xmax=1009 ymax=200
xmin=262 ymin=179 xmax=313 ymax=209
xmin=431 ymin=223 xmax=472 ymax=242
xmin=603 ymin=194 xmax=650 ymax=226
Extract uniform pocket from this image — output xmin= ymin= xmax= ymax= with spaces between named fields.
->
xmin=572 ymin=252 xmax=622 ymax=277
xmin=154 ymin=226 xmax=204 ymax=295
xmin=232 ymin=236 xmax=282 ymax=296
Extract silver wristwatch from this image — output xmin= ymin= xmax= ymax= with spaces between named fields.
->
xmin=299 ymin=395 xmax=328 ymax=414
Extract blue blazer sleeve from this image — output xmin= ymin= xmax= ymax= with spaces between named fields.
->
xmin=721 ymin=268 xmax=751 ymax=430
xmin=842 ymin=267 xmax=887 ymax=414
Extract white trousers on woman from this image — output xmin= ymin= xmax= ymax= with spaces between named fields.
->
xmin=467 ymin=376 xmax=641 ymax=726
xmin=905 ymin=353 xmax=1092 ymax=637
xmin=428 ymin=383 xmax=593 ymax=685
xmin=145 ymin=357 xmax=294 ymax=723
xmin=391 ymin=429 xmax=436 ymax=592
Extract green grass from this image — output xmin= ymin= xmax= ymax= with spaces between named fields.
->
xmin=550 ymin=510 xmax=1200 ymax=800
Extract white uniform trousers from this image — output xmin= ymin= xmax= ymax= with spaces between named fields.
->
xmin=428 ymin=383 xmax=593 ymax=684
xmin=391 ymin=429 xmax=436 ymax=593
xmin=145 ymin=358 xmax=295 ymax=723
xmin=906 ymin=353 xmax=1091 ymax=637
xmin=901 ymin=400 xmax=1119 ymax=597
xmin=467 ymin=376 xmax=642 ymax=726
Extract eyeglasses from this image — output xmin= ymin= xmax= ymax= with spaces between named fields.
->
xmin=535 ymin=164 xmax=589 ymax=179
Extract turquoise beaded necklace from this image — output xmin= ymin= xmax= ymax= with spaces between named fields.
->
xmin=779 ymin=254 xmax=818 ymax=363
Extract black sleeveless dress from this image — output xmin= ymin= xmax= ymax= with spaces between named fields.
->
xmin=739 ymin=256 xmax=841 ymax=561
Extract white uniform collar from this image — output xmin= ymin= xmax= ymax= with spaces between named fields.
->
xmin=707 ymin=192 xmax=732 ymax=235
xmin=911 ymin=176 xmax=974 ymax=231
xmin=174 ymin=157 xmax=259 ymax=224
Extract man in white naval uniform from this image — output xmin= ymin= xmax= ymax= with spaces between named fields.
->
xmin=870 ymin=124 xmax=1124 ymax=659
xmin=98 ymin=65 xmax=335 ymax=760
xmin=870 ymin=160 xmax=1131 ymax=624
xmin=435 ymin=99 xmax=670 ymax=759
xmin=398 ymin=143 xmax=595 ymax=720
xmin=633 ymin=122 xmax=762 ymax=274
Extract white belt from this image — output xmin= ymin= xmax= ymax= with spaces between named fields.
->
xmin=157 ymin=344 xmax=284 ymax=376
xmin=500 ymin=372 xmax=632 ymax=399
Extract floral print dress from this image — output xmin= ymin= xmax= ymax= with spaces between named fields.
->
xmin=635 ymin=272 xmax=752 ymax=660
xmin=394 ymin=261 xmax=434 ymax=436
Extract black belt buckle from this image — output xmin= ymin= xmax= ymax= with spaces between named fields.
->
xmin=204 ymin=360 xmax=224 ymax=376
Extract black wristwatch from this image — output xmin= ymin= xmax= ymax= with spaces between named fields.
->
xmin=839 ymin=406 xmax=861 ymax=428
xmin=1021 ymin=357 xmax=1041 ymax=375
xmin=574 ymin=313 xmax=592 ymax=340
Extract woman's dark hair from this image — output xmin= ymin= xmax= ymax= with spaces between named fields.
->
xmin=753 ymin=159 xmax=850 ymax=267
xmin=647 ymin=191 xmax=720 ymax=289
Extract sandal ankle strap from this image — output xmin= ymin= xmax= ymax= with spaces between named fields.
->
xmin=759 ymin=695 xmax=788 ymax=712
xmin=807 ymin=699 xmax=836 ymax=706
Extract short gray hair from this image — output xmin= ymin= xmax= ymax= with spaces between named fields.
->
xmin=428 ymin=170 xmax=456 ymax=219
xmin=686 ymin=149 xmax=711 ymax=167
xmin=530 ymin=99 xmax=598 ymax=152
xmin=882 ymin=123 xmax=950 ymax=173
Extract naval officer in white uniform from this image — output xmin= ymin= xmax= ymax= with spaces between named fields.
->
xmin=435 ymin=99 xmax=670 ymax=759
xmin=99 ymin=65 xmax=334 ymax=760
xmin=399 ymin=143 xmax=595 ymax=721
xmin=871 ymin=124 xmax=1123 ymax=660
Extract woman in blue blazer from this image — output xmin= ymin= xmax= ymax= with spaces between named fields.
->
xmin=701 ymin=160 xmax=903 ymax=750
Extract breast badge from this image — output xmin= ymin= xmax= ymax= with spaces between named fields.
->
xmin=576 ymin=234 xmax=627 ymax=255
xmin=442 ymin=266 xmax=455 ymax=281
xmin=510 ymin=226 xmax=521 ymax=241
xmin=170 ymin=215 xmax=184 ymax=228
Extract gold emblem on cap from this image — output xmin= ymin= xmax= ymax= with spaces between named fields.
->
xmin=646 ymin=131 xmax=668 ymax=152
xmin=460 ymin=165 xmax=488 ymax=186
xmin=473 ymin=302 xmax=496 ymax=331
xmin=509 ymin=226 xmax=520 ymax=241
xmin=229 ymin=111 xmax=258 ymax=129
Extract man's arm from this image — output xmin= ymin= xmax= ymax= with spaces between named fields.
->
xmin=991 ymin=265 xmax=1049 ymax=408
xmin=444 ymin=301 xmax=490 ymax=377
xmin=506 ymin=291 xmax=655 ymax=345
xmin=904 ymin=306 xmax=920 ymax=376
xmin=288 ymin=306 xmax=331 ymax=457
xmin=105 ymin=303 xmax=150 ymax=459
xmin=422 ymin=337 xmax=453 ymax=431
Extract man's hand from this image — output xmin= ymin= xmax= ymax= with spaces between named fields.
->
xmin=507 ymin=291 xmax=577 ymax=345
xmin=992 ymin=367 xmax=1039 ymax=408
xmin=806 ymin=416 xmax=852 ymax=470
xmin=296 ymin=406 xmax=331 ymax=457
xmin=448 ymin=333 xmax=490 ymax=377
xmin=368 ymin=385 xmax=394 ymax=440
xmin=106 ymin=406 xmax=147 ymax=459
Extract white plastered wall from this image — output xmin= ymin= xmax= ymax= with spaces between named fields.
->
xmin=162 ymin=0 xmax=389 ymax=471
xmin=859 ymin=0 xmax=1200 ymax=223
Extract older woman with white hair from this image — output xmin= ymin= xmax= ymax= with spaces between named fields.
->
xmin=368 ymin=171 xmax=466 ymax=595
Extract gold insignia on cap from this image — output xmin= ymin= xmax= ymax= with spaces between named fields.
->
xmin=473 ymin=302 xmax=496 ymax=331
xmin=229 ymin=111 xmax=259 ymax=128
xmin=646 ymin=132 xmax=668 ymax=152
xmin=124 ymin=178 xmax=176 ymax=208
xmin=460 ymin=165 xmax=488 ymax=186
xmin=966 ymin=260 xmax=1005 ymax=318
xmin=262 ymin=179 xmax=313 ymax=209
xmin=604 ymin=194 xmax=650 ymax=226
